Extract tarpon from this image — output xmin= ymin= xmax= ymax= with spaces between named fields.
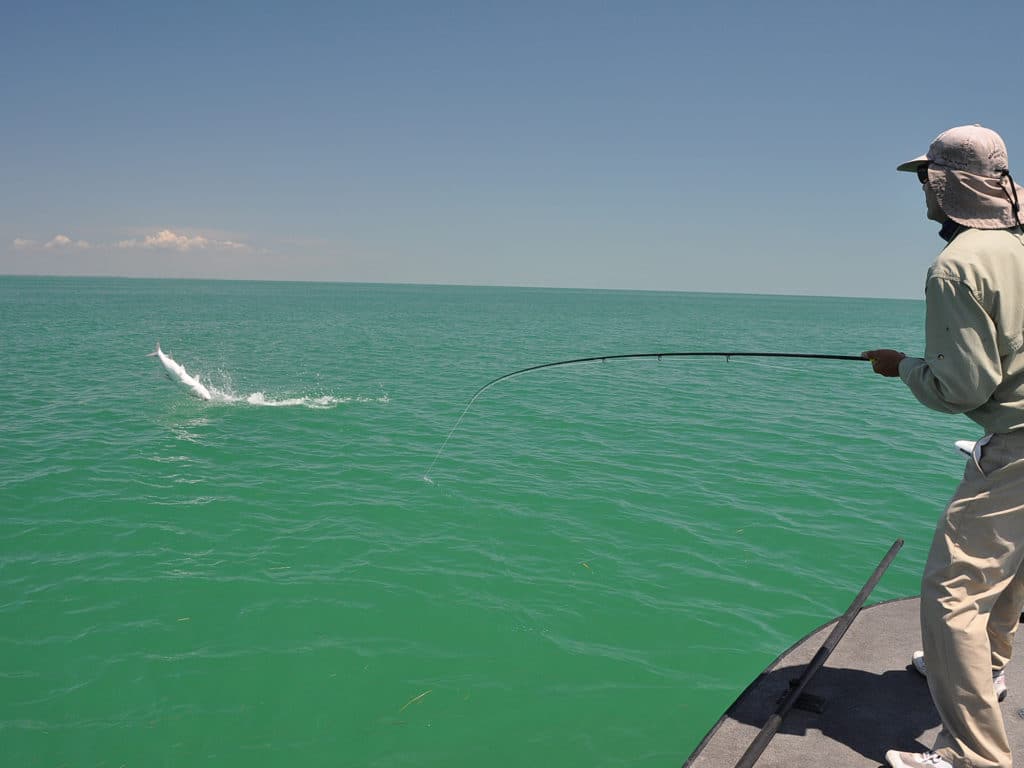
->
xmin=148 ymin=342 xmax=213 ymax=401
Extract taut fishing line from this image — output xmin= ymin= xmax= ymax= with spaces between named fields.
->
xmin=422 ymin=351 xmax=868 ymax=483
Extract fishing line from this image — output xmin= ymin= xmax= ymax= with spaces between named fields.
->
xmin=727 ymin=357 xmax=801 ymax=372
xmin=422 ymin=351 xmax=869 ymax=483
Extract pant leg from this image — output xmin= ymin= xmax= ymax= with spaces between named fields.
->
xmin=989 ymin=558 xmax=1024 ymax=672
xmin=921 ymin=432 xmax=1024 ymax=768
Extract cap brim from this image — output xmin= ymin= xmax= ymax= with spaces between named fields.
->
xmin=897 ymin=154 xmax=929 ymax=172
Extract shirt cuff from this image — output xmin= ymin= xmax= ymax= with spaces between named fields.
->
xmin=898 ymin=355 xmax=925 ymax=383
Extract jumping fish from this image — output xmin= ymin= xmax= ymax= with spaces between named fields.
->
xmin=148 ymin=342 xmax=213 ymax=401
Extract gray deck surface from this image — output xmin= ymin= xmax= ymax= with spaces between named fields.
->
xmin=683 ymin=597 xmax=1024 ymax=767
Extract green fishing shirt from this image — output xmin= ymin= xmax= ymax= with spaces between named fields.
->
xmin=899 ymin=226 xmax=1024 ymax=434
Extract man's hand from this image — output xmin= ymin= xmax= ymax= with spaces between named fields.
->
xmin=862 ymin=349 xmax=906 ymax=377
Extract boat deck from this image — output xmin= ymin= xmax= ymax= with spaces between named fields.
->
xmin=683 ymin=597 xmax=1024 ymax=767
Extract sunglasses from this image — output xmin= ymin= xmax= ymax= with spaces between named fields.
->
xmin=917 ymin=165 xmax=930 ymax=184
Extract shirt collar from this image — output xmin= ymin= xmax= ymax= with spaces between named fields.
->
xmin=939 ymin=219 xmax=965 ymax=242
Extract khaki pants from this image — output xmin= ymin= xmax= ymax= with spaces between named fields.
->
xmin=923 ymin=431 xmax=1024 ymax=768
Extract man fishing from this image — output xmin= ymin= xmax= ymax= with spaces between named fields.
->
xmin=864 ymin=124 xmax=1024 ymax=768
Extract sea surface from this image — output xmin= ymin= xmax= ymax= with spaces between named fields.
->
xmin=1 ymin=277 xmax=975 ymax=767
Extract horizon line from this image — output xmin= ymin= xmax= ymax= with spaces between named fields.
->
xmin=0 ymin=272 xmax=920 ymax=302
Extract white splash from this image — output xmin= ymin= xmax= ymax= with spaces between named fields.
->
xmin=148 ymin=342 xmax=390 ymax=409
xmin=244 ymin=392 xmax=344 ymax=409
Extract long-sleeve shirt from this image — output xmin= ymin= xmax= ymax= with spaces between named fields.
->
xmin=898 ymin=226 xmax=1024 ymax=434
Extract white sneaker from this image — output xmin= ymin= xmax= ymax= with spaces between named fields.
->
xmin=911 ymin=650 xmax=1008 ymax=702
xmin=912 ymin=650 xmax=927 ymax=677
xmin=886 ymin=750 xmax=953 ymax=768
xmin=994 ymin=669 xmax=1008 ymax=701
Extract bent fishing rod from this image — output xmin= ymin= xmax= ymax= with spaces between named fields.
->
xmin=423 ymin=351 xmax=870 ymax=481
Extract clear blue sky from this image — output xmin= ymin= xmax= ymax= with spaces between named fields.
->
xmin=4 ymin=0 xmax=1023 ymax=298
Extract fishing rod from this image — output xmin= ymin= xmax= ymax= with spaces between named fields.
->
xmin=422 ymin=351 xmax=870 ymax=482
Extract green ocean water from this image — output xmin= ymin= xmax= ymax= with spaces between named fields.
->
xmin=1 ymin=276 xmax=975 ymax=767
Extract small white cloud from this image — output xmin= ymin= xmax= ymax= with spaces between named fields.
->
xmin=15 ymin=228 xmax=247 ymax=257
xmin=44 ymin=234 xmax=90 ymax=249
xmin=13 ymin=235 xmax=89 ymax=250
xmin=118 ymin=229 xmax=246 ymax=251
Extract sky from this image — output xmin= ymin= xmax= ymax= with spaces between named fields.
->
xmin=3 ymin=0 xmax=1023 ymax=299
